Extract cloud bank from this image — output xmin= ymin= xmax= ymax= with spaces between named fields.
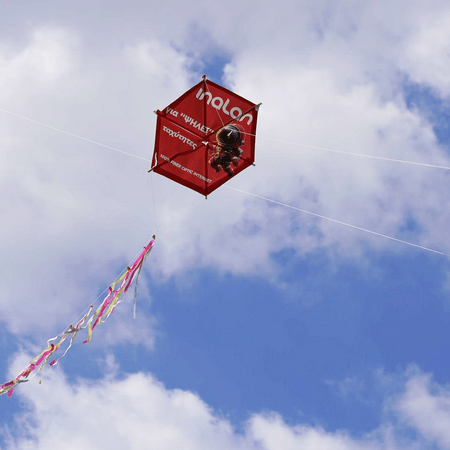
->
xmin=2 ymin=359 xmax=449 ymax=450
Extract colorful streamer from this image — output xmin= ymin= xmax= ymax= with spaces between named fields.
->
xmin=0 ymin=236 xmax=155 ymax=398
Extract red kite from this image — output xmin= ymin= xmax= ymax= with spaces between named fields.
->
xmin=150 ymin=76 xmax=261 ymax=196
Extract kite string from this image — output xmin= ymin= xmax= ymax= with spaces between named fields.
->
xmin=0 ymin=107 xmax=152 ymax=163
xmin=149 ymin=171 xmax=159 ymax=232
xmin=1 ymin=105 xmax=445 ymax=254
xmin=1 ymin=104 xmax=446 ymax=255
xmin=240 ymin=129 xmax=450 ymax=171
xmin=226 ymin=185 xmax=445 ymax=256
xmin=2 ymin=106 xmax=450 ymax=171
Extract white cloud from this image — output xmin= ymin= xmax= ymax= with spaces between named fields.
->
xmin=2 ymin=355 xmax=250 ymax=450
xmin=397 ymin=9 xmax=450 ymax=97
xmin=326 ymin=375 xmax=366 ymax=401
xmin=248 ymin=413 xmax=387 ymax=450
xmin=4 ymin=361 xmax=450 ymax=450
xmin=396 ymin=372 xmax=450 ymax=449
xmin=1 ymin=1 xmax=450 ymax=335
xmin=0 ymin=28 xmax=193 ymax=336
xmin=125 ymin=40 xmax=194 ymax=89
xmin=0 ymin=27 xmax=77 ymax=87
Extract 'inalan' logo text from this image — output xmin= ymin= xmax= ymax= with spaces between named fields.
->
xmin=195 ymin=88 xmax=253 ymax=125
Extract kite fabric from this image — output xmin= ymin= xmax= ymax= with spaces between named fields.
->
xmin=151 ymin=75 xmax=261 ymax=196
xmin=0 ymin=236 xmax=156 ymax=398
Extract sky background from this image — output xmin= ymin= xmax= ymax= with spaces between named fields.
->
xmin=1 ymin=1 xmax=450 ymax=449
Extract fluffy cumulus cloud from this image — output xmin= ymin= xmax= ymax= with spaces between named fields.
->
xmin=2 ymin=354 xmax=247 ymax=450
xmin=1 ymin=361 xmax=449 ymax=450
xmin=0 ymin=27 xmax=78 ymax=101
xmin=2 ymin=0 xmax=450 ymax=336
xmin=152 ymin=0 xmax=450 ymax=275
xmin=395 ymin=7 xmax=450 ymax=97
xmin=0 ymin=27 xmax=194 ymax=336
xmin=248 ymin=413 xmax=387 ymax=450
xmin=396 ymin=372 xmax=450 ymax=449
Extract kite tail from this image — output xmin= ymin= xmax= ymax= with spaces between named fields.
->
xmin=1 ymin=236 xmax=156 ymax=397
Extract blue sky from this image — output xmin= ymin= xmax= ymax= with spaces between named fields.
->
xmin=2 ymin=1 xmax=450 ymax=449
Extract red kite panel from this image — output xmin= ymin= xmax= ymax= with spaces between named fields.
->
xmin=151 ymin=76 xmax=260 ymax=196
